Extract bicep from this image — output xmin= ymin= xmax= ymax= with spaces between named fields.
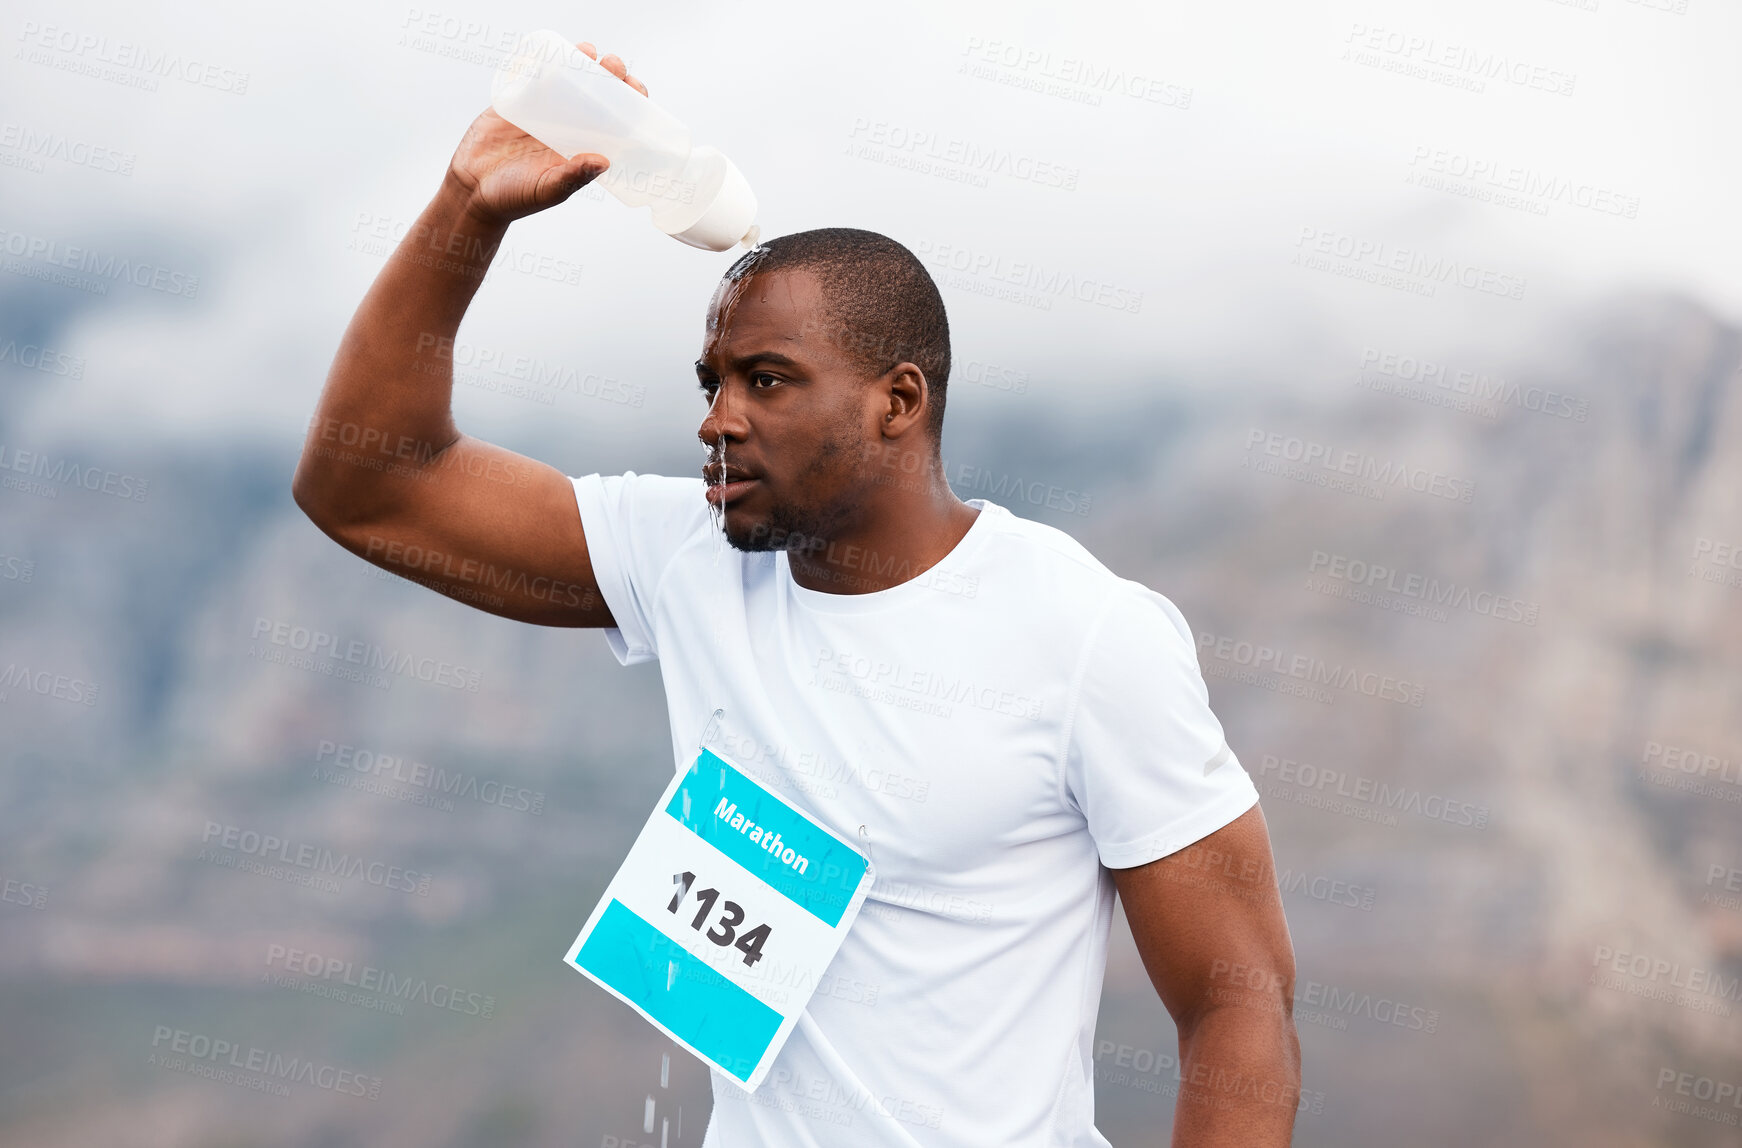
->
xmin=1110 ymin=804 xmax=1295 ymax=1034
xmin=318 ymin=434 xmax=617 ymax=628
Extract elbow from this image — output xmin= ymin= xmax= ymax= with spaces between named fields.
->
xmin=290 ymin=462 xmax=326 ymax=526
xmin=290 ymin=467 xmax=311 ymax=516
xmin=290 ymin=459 xmax=353 ymax=536
xmin=290 ymin=459 xmax=388 ymax=557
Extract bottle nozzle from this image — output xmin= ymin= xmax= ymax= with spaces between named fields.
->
xmin=666 ymin=147 xmax=758 ymax=252
xmin=739 ymin=224 xmax=761 ymax=249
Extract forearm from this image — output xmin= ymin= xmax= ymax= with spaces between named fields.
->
xmin=1169 ymin=1006 xmax=1301 ymax=1148
xmin=292 ymin=174 xmax=507 ymax=525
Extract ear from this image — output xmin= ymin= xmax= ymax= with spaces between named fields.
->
xmin=880 ymin=363 xmax=929 ymax=438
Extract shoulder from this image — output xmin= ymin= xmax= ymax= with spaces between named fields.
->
xmin=973 ymin=501 xmax=1187 ymax=636
xmin=571 ymin=471 xmax=711 ymax=535
xmin=974 ymin=501 xmax=1112 ymax=584
xmin=569 ymin=470 xmax=716 ymax=576
xmin=573 ymin=470 xmax=708 ymax=512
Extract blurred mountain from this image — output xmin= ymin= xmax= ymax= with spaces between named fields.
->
xmin=2 ymin=290 xmax=1740 ymax=1147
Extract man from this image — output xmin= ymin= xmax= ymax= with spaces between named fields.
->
xmin=293 ymin=41 xmax=1300 ymax=1148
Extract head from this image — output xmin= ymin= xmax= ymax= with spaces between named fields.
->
xmin=695 ymin=227 xmax=952 ymax=553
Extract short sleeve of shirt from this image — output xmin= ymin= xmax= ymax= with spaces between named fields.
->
xmin=569 ymin=471 xmax=711 ymax=666
xmin=1062 ymin=581 xmax=1259 ymax=869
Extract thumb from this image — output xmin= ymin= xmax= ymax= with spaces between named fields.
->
xmin=545 ymin=154 xmax=608 ymax=203
xmin=566 ymin=153 xmax=609 ymax=183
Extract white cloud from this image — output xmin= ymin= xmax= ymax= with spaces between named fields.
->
xmin=2 ymin=0 xmax=1737 ymax=453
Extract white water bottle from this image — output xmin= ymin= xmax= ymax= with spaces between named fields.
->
xmin=490 ymin=30 xmax=760 ymax=252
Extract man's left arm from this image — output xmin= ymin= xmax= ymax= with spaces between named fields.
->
xmin=1111 ymin=803 xmax=1301 ymax=1148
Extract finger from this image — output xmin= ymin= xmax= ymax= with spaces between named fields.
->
xmin=625 ymin=74 xmax=648 ymax=97
xmin=544 ymin=155 xmax=608 ymax=203
xmin=566 ymin=154 xmax=609 ymax=191
xmin=599 ymin=52 xmax=630 ymax=80
xmin=576 ymin=41 xmax=598 ymax=59
xmin=568 ymin=153 xmax=609 ymax=177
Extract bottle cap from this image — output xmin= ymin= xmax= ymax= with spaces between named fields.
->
xmin=666 ymin=147 xmax=760 ymax=252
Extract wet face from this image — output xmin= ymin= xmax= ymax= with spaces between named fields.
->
xmin=696 ymin=266 xmax=886 ymax=553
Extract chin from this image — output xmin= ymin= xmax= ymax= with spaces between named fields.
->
xmin=722 ymin=510 xmax=778 ymax=553
xmin=723 ymin=523 xmax=770 ymax=553
xmin=724 ymin=505 xmax=825 ymax=554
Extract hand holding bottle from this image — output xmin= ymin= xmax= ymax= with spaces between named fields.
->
xmin=444 ymin=41 xmax=649 ymax=227
xmin=489 ymin=30 xmax=759 ymax=250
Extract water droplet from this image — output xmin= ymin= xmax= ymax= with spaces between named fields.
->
xmin=706 ymin=435 xmax=731 ymax=646
xmin=706 ymin=433 xmax=728 ymax=558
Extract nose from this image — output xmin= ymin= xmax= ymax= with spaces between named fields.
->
xmin=697 ymin=379 xmax=750 ymax=448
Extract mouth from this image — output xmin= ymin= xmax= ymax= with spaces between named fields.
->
xmin=702 ymin=451 xmax=763 ymax=506
xmin=704 ymin=476 xmax=760 ymax=506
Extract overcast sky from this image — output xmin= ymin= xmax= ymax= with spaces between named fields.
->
xmin=3 ymin=0 xmax=1737 ymax=461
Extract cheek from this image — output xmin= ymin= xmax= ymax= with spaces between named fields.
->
xmin=769 ymin=429 xmax=851 ymax=502
xmin=766 ymin=387 xmax=871 ymax=489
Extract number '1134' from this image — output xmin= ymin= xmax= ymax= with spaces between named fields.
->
xmin=668 ymin=871 xmax=771 ymax=967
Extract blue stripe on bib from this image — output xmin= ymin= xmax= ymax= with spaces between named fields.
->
xmin=575 ymin=898 xmax=780 ymax=1082
xmin=664 ymin=749 xmax=869 ymax=927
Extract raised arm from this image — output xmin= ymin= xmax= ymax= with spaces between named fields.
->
xmin=1111 ymin=805 xmax=1302 ymax=1147
xmin=291 ymin=44 xmax=645 ymax=627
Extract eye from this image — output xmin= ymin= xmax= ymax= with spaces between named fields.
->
xmin=750 ymin=372 xmax=781 ymax=389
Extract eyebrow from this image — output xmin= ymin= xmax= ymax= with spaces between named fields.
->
xmin=694 ymin=351 xmax=803 ymax=376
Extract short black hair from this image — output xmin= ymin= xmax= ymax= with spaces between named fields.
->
xmin=722 ymin=228 xmax=952 ymax=443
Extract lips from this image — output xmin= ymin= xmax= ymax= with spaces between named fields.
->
xmin=705 ymin=477 xmax=759 ymax=506
xmin=703 ymin=456 xmax=763 ymax=506
xmin=702 ymin=465 xmax=760 ymax=486
xmin=702 ymin=458 xmax=762 ymax=485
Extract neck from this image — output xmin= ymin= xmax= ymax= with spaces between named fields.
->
xmin=786 ymin=483 xmax=980 ymax=595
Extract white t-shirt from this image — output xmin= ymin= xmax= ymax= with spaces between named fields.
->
xmin=570 ymin=471 xmax=1259 ymax=1148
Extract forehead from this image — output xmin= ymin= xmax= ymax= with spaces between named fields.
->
xmin=701 ymin=267 xmax=837 ymax=361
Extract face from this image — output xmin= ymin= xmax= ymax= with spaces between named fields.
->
xmin=693 ymin=270 xmax=891 ymax=557
xmin=696 ymin=266 xmax=886 ymax=553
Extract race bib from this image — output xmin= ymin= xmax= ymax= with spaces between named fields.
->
xmin=563 ymin=745 xmax=875 ymax=1090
